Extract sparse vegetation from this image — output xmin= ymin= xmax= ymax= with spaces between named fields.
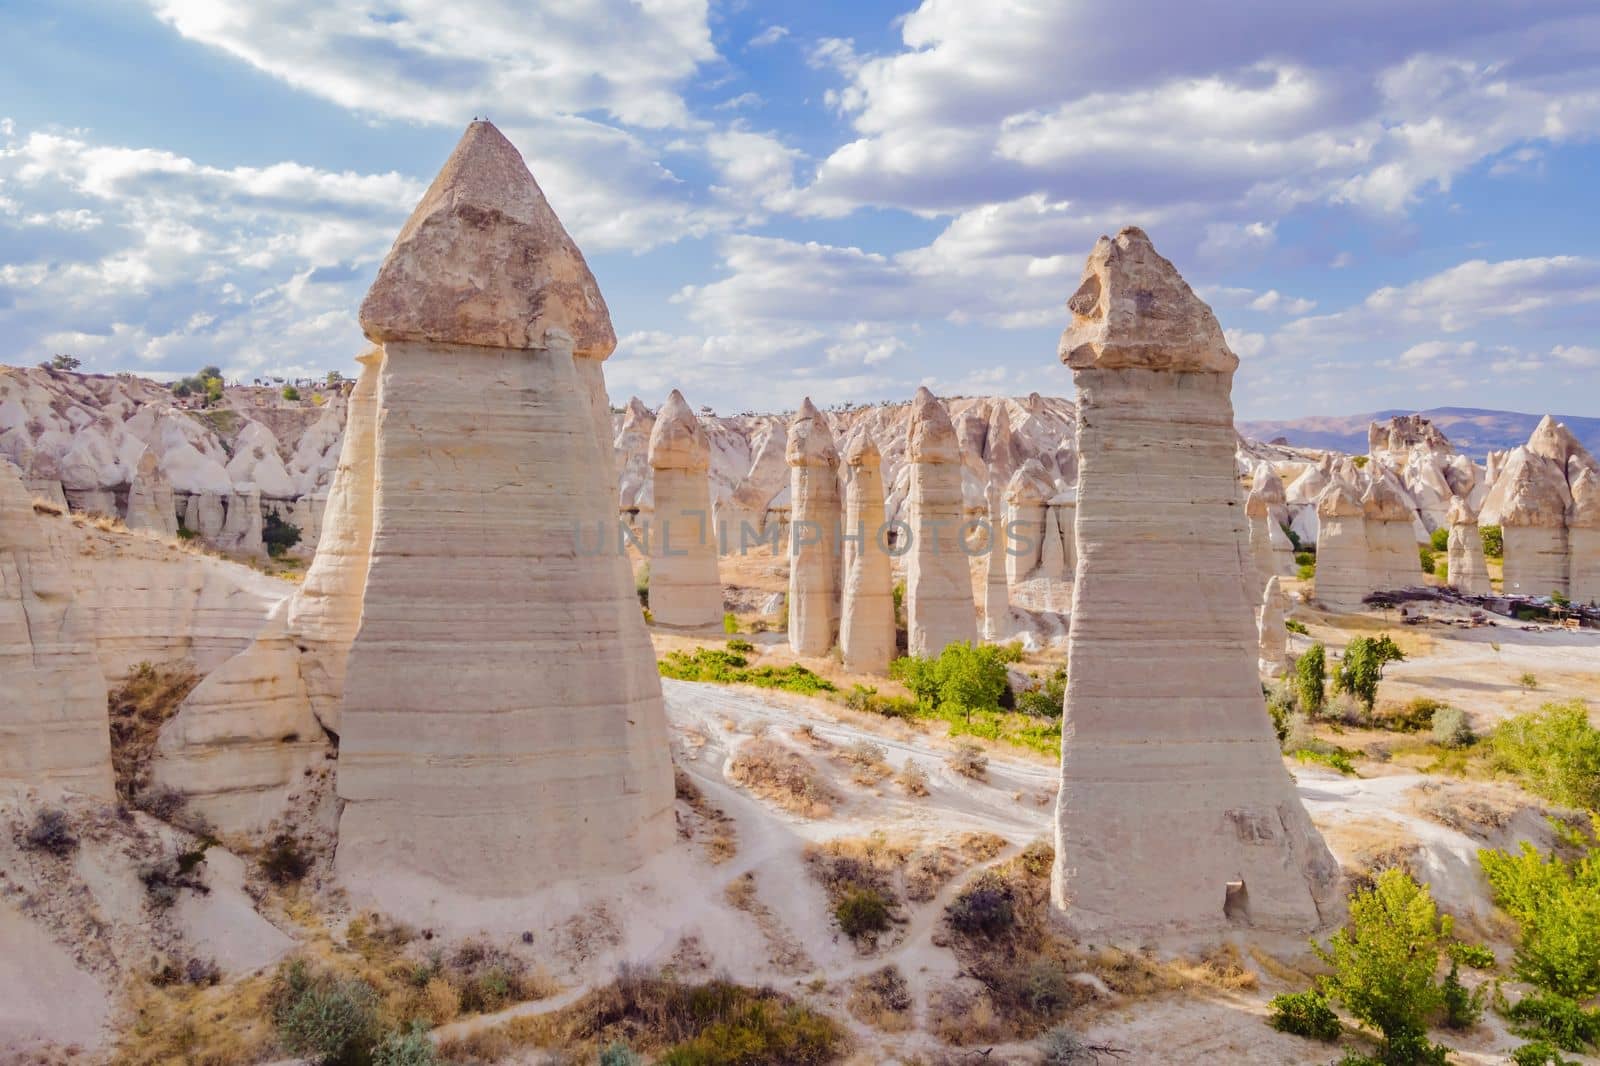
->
xmin=1482 ymin=524 xmax=1504 ymax=559
xmin=1015 ymin=666 xmax=1067 ymax=719
xmin=1268 ymin=989 xmax=1342 ymax=1042
xmin=260 ymin=832 xmax=312 ymax=884
xmin=1333 ymin=634 xmax=1406 ymax=711
xmin=723 ymin=612 xmax=739 ymax=634
xmin=846 ymin=966 xmax=911 ymax=1031
xmin=658 ymin=647 xmax=835 ymax=695
xmin=728 ymin=738 xmax=839 ymax=817
xmin=270 ymin=959 xmax=383 ymax=1066
xmin=108 ymin=661 xmax=201 ymax=806
xmin=263 ymin=511 xmax=303 ymax=558
xmin=1488 ymin=701 xmax=1600 ymax=810
xmin=834 ymin=886 xmax=893 ymax=940
xmin=1286 ymin=618 xmax=1309 ymax=636
xmin=1431 ymin=707 xmax=1475 ymax=749
xmin=947 ymin=740 xmax=989 ymax=780
xmin=23 ymin=807 xmax=77 ymax=857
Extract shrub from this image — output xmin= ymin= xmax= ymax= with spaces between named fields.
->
xmin=1431 ymin=707 xmax=1475 ymax=749
xmin=1511 ymin=1041 xmax=1580 ymax=1065
xmin=834 ymin=886 xmax=893 ymax=940
xmin=1504 ymin=993 xmax=1600 ymax=1052
xmin=263 ymin=512 xmax=302 ymax=558
xmin=896 ymin=760 xmax=929 ymax=796
xmin=1334 ymin=635 xmax=1406 ymax=711
xmin=1448 ymin=942 xmax=1496 ymax=970
xmin=1440 ymin=960 xmax=1484 ymax=1029
xmin=890 ymin=641 xmax=1009 ymax=718
xmin=1482 ymin=525 xmax=1504 ymax=558
xmin=1016 ymin=667 xmax=1066 ymax=719
xmin=282 ymin=385 xmax=301 ymax=401
xmin=1299 ymin=561 xmax=1317 ymax=580
xmin=946 ymin=870 xmax=1015 ymax=938
xmin=373 ymin=1022 xmax=438 ymax=1066
xmin=1520 ymin=672 xmax=1541 ymax=692
xmin=260 ymin=832 xmax=311 ymax=884
xmin=1296 ymin=644 xmax=1327 ymax=718
xmin=658 ymin=648 xmax=835 ymax=696
xmin=599 ymin=1043 xmax=642 ymax=1066
xmin=1295 ymin=550 xmax=1317 ymax=567
xmin=1268 ymin=989 xmax=1342 ymax=1042
xmin=1419 ymin=546 xmax=1436 ymax=575
xmin=1430 ymin=528 xmax=1450 ymax=553
xmin=1038 ymin=1024 xmax=1094 ymax=1064
xmin=24 ymin=807 xmax=77 ymax=858
xmin=271 ymin=960 xmax=382 ymax=1066
xmin=726 ymin=638 xmax=754 ymax=654
xmin=1488 ymin=701 xmax=1600 ymax=810
xmin=723 ymin=612 xmax=739 ymax=635
xmin=947 ymin=741 xmax=988 ymax=781
xmin=1266 ymin=683 xmax=1294 ymax=744
xmin=635 ymin=563 xmax=650 ymax=606
xmin=1315 ymin=869 xmax=1450 ymax=1062
xmin=1286 ymin=618 xmax=1309 ymax=636
xmin=1479 ymin=823 xmax=1600 ymax=1001
xmin=1378 ymin=697 xmax=1444 ymax=733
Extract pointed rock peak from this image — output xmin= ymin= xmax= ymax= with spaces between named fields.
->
xmin=1316 ymin=478 xmax=1365 ymax=517
xmin=843 ymin=429 xmax=882 ymax=468
xmin=648 ymin=391 xmax=708 ymax=471
xmin=1528 ymin=414 xmax=1596 ymax=471
xmin=1245 ymin=484 xmax=1271 ymax=517
xmin=1361 ymin=470 xmax=1412 ymax=521
xmin=1006 ymin=459 xmax=1052 ymax=503
xmin=786 ymin=398 xmax=838 ymax=467
xmin=359 ymin=120 xmax=616 ymax=358
xmin=1251 ymin=463 xmax=1286 ymax=504
xmin=1569 ymin=467 xmax=1600 ymax=527
xmin=1059 ymin=226 xmax=1236 ymax=374
xmin=1488 ymin=447 xmax=1571 ymax=526
xmin=908 ymin=388 xmax=958 ymax=464
xmin=622 ymin=395 xmax=654 ymax=422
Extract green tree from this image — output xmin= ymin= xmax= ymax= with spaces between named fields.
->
xmin=282 ymin=384 xmax=301 ymax=401
xmin=1429 ymin=527 xmax=1450 ymax=553
xmin=1480 ymin=819 xmax=1600 ymax=1002
xmin=1315 ymin=868 xmax=1450 ymax=1063
xmin=1296 ymin=643 xmax=1327 ymax=718
xmin=1334 ymin=635 xmax=1405 ymax=712
xmin=1489 ymin=702 xmax=1600 ymax=810
xmin=43 ymin=353 xmax=82 ymax=371
xmin=1481 ymin=524 xmax=1504 ymax=559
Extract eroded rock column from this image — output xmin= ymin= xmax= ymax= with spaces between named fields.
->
xmin=334 ymin=120 xmax=673 ymax=905
xmin=1051 ymin=227 xmax=1338 ymax=939
xmin=786 ymin=398 xmax=840 ymax=656
xmin=1313 ymin=479 xmax=1371 ymax=612
xmin=840 ymin=432 xmax=895 ymax=673
xmin=647 ymin=390 xmax=721 ymax=628
xmin=1445 ymin=496 xmax=1490 ymax=596
xmin=905 ymin=388 xmax=976 ymax=656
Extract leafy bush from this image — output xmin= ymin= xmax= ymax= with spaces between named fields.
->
xmin=1299 ymin=561 xmax=1317 ymax=581
xmin=24 ymin=807 xmax=77 ymax=858
xmin=1296 ymin=644 xmax=1328 ymax=718
xmin=1431 ymin=707 xmax=1475 ymax=749
xmin=1448 ymin=942 xmax=1496 ymax=970
xmin=263 ymin=512 xmax=303 ymax=558
xmin=1286 ymin=618 xmax=1310 ymax=636
xmin=271 ymin=960 xmax=382 ymax=1066
xmin=946 ymin=870 xmax=1016 ymax=938
xmin=1504 ymin=993 xmax=1600 ymax=1052
xmin=1268 ymin=989 xmax=1342 ymax=1041
xmin=1430 ymin=528 xmax=1450 ymax=553
xmin=1511 ymin=1040 xmax=1579 ymax=1065
xmin=1488 ymin=702 xmax=1600 ymax=810
xmin=1315 ymin=869 xmax=1451 ymax=1063
xmin=1521 ymin=673 xmax=1541 ymax=692
xmin=282 ymin=385 xmax=301 ymax=401
xmin=372 ymin=1022 xmax=438 ymax=1066
xmin=723 ymin=612 xmax=739 ymax=635
xmin=1266 ymin=682 xmax=1294 ymax=743
xmin=1016 ymin=666 xmax=1066 ymax=718
xmin=726 ymin=638 xmax=754 ymax=653
xmin=890 ymin=641 xmax=1009 ymax=717
xmin=1419 ymin=546 xmax=1436 ymax=575
xmin=1377 ymin=697 xmax=1445 ymax=734
xmin=635 ymin=563 xmax=650 ymax=606
xmin=834 ymin=886 xmax=893 ymax=940
xmin=1295 ymin=550 xmax=1317 ymax=567
xmin=1334 ymin=635 xmax=1406 ymax=711
xmin=1294 ymin=747 xmax=1358 ymax=775
xmin=658 ymin=648 xmax=835 ymax=696
xmin=1482 ymin=525 xmax=1504 ymax=558
xmin=1480 ymin=823 xmax=1600 ymax=1001
xmin=1440 ymin=960 xmax=1484 ymax=1029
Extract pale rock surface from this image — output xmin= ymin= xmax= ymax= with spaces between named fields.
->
xmin=336 ymin=121 xmax=673 ymax=909
xmin=839 ymin=431 xmax=895 ymax=673
xmin=225 ymin=421 xmax=297 ymax=499
xmin=1570 ymin=469 xmax=1600 ymax=603
xmin=217 ymin=486 xmax=264 ymax=556
xmin=982 ymin=488 xmax=1012 ymax=641
xmin=615 ymin=396 xmax=656 ymax=515
xmin=786 ymin=398 xmax=841 ymax=656
xmin=904 ymin=388 xmax=977 ymax=656
xmin=1480 ymin=445 xmax=1572 ymax=597
xmin=1051 ymin=227 xmax=1339 ymax=938
xmin=124 ymin=446 xmax=178 ymax=537
xmin=1314 ymin=477 xmax=1372 ymax=612
xmin=647 ymin=390 xmax=722 ymax=627
xmin=184 ymin=490 xmax=227 ymax=541
xmin=150 ymin=602 xmax=327 ymax=834
xmin=1041 ymin=490 xmax=1076 ymax=584
xmin=1257 ymin=575 xmax=1289 ymax=678
xmin=1446 ymin=496 xmax=1491 ymax=596
xmin=0 ymin=459 xmax=113 ymax=798
xmin=1362 ymin=469 xmax=1420 ymax=593
xmin=1004 ymin=460 xmax=1053 ymax=587
xmin=287 ymin=350 xmax=380 ymax=733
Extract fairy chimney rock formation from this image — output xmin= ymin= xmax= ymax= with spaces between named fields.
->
xmin=125 ymin=447 xmax=178 ymax=538
xmin=1445 ymin=496 xmax=1490 ymax=596
xmin=1362 ymin=471 xmax=1418 ymax=594
xmin=1480 ymin=445 xmax=1571 ymax=596
xmin=335 ymin=120 xmax=673 ymax=910
xmin=646 ymin=390 xmax=721 ymax=628
xmin=1314 ymin=478 xmax=1371 ymax=612
xmin=1568 ymin=469 xmax=1600 ymax=603
xmin=786 ymin=398 xmax=840 ymax=656
xmin=904 ymin=388 xmax=977 ymax=656
xmin=1052 ymin=227 xmax=1338 ymax=938
xmin=839 ymin=432 xmax=895 ymax=673
xmin=1257 ymin=575 xmax=1289 ymax=678
xmin=1004 ymin=460 xmax=1053 ymax=587
xmin=1 ymin=459 xmax=113 ymax=798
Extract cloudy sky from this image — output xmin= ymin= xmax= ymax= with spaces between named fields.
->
xmin=3 ymin=0 xmax=1599 ymax=419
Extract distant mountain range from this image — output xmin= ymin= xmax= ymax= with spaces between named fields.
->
xmin=1237 ymin=407 xmax=1600 ymax=460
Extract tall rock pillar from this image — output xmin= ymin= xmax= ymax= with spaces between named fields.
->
xmin=646 ymin=390 xmax=721 ymax=628
xmin=905 ymin=388 xmax=977 ymax=656
xmin=786 ymin=398 xmax=840 ymax=656
xmin=839 ymin=432 xmax=895 ymax=673
xmin=1445 ymin=496 xmax=1490 ymax=596
xmin=334 ymin=121 xmax=673 ymax=907
xmin=1050 ymin=227 xmax=1338 ymax=938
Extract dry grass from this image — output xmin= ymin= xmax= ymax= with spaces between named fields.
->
xmin=946 ymin=741 xmax=988 ymax=781
xmin=846 ymin=965 xmax=913 ymax=1032
xmin=724 ymin=872 xmax=814 ymax=974
xmin=115 ymin=969 xmax=280 ymax=1066
xmin=31 ymin=496 xmax=64 ymax=516
xmin=108 ymin=661 xmax=200 ymax=806
xmin=674 ymin=767 xmax=738 ymax=863
xmin=729 ymin=737 xmax=839 ymax=818
xmin=896 ymin=760 xmax=930 ymax=797
xmin=836 ymin=739 xmax=892 ymax=786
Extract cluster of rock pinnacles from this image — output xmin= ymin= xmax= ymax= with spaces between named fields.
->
xmin=2 ymin=121 xmax=1347 ymax=938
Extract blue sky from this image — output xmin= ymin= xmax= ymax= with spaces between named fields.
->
xmin=2 ymin=0 xmax=1599 ymax=420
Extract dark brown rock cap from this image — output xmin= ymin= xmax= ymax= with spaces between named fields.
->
xmin=359 ymin=120 xmax=617 ymax=358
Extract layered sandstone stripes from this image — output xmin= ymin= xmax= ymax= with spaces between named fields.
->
xmin=1446 ymin=496 xmax=1490 ymax=596
xmin=786 ymin=398 xmax=841 ymax=657
xmin=647 ymin=390 xmax=721 ymax=628
xmin=1051 ymin=227 xmax=1338 ymax=938
xmin=904 ymin=388 xmax=976 ymax=656
xmin=840 ymin=432 xmax=895 ymax=674
xmin=0 ymin=458 xmax=112 ymax=798
xmin=334 ymin=120 xmax=673 ymax=904
xmin=1314 ymin=478 xmax=1371 ymax=612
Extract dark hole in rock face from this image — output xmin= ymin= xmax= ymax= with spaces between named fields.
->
xmin=1224 ymin=879 xmax=1250 ymax=923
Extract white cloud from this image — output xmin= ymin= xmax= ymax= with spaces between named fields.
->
xmin=1248 ymin=289 xmax=1317 ymax=314
xmin=748 ymin=25 xmax=789 ymax=48
xmin=1552 ymin=344 xmax=1600 ymax=367
xmin=1226 ymin=330 xmax=1267 ymax=358
xmin=704 ymin=126 xmax=803 ymax=211
xmin=1397 ymin=339 xmax=1479 ymax=368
